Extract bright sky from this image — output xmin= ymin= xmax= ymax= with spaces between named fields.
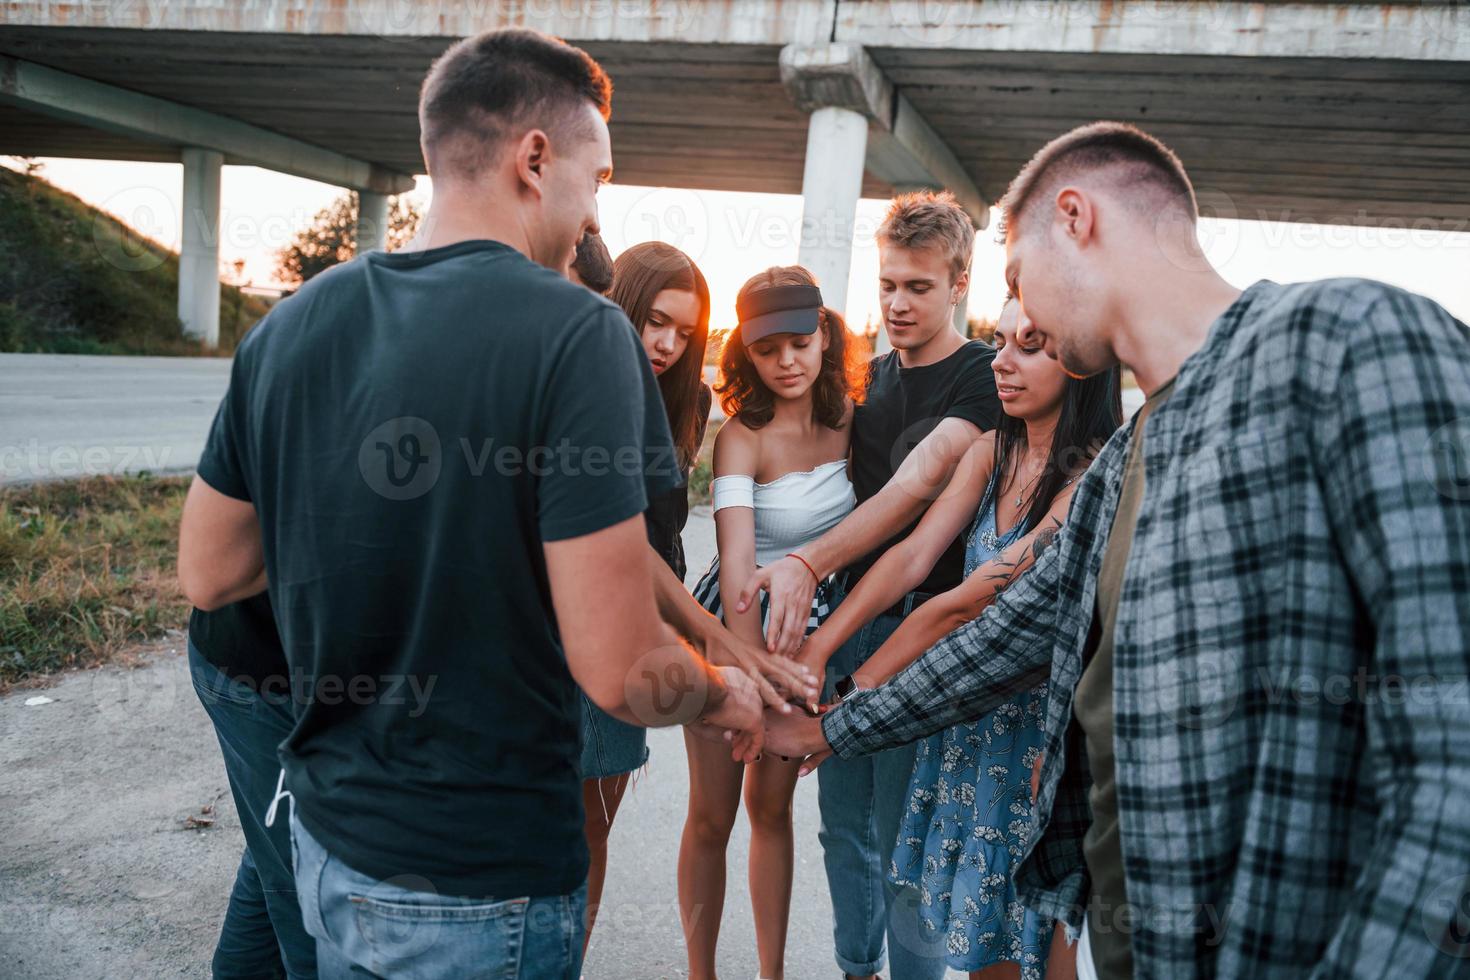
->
xmin=10 ymin=156 xmax=1470 ymax=332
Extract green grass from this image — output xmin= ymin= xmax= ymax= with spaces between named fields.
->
xmin=0 ymin=475 xmax=191 ymax=688
xmin=688 ymin=417 xmax=723 ymax=507
xmin=0 ymin=166 xmax=271 ymax=355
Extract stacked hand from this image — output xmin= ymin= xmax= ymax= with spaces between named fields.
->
xmin=734 ymin=555 xmax=818 ymax=658
xmin=701 ymin=620 xmax=819 ymax=709
xmin=690 ymin=669 xmax=838 ymax=772
xmin=690 ymin=573 xmax=842 ymax=767
xmin=761 ymin=701 xmax=834 ymax=776
xmin=690 ymin=666 xmax=766 ymax=763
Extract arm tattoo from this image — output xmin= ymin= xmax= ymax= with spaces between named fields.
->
xmin=980 ymin=518 xmax=1064 ymax=599
xmin=980 ymin=559 xmax=1022 ymax=600
xmin=1031 ymin=520 xmax=1062 ymax=561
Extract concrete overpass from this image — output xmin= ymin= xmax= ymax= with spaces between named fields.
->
xmin=2 ymin=1 xmax=1467 ymax=346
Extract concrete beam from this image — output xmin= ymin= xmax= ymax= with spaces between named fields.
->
xmin=0 ymin=0 xmax=839 ymax=46
xmin=780 ymin=43 xmax=989 ymax=227
xmin=5 ymin=0 xmax=1462 ymax=61
xmin=178 ymin=148 xmax=222 ymax=347
xmin=837 ymin=2 xmax=1470 ymax=62
xmin=0 ymin=55 xmax=414 ymax=194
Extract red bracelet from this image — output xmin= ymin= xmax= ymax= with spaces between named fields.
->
xmin=787 ymin=552 xmax=820 ymax=583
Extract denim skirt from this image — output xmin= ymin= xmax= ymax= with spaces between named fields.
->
xmin=578 ymin=691 xmax=650 ymax=779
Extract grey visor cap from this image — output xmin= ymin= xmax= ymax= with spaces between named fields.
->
xmin=737 ymin=283 xmax=824 ymax=345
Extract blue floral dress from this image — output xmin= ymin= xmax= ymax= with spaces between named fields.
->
xmin=887 ymin=472 xmax=1053 ymax=977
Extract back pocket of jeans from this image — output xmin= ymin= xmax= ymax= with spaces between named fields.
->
xmin=350 ymin=891 xmax=529 ymax=976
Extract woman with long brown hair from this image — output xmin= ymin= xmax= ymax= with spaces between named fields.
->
xmin=683 ymin=265 xmax=865 ymax=979
xmin=611 ymin=241 xmax=716 ymax=580
xmin=577 ymin=240 xmax=713 ymax=956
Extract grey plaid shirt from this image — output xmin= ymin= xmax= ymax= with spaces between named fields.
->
xmin=823 ymin=279 xmax=1470 ymax=978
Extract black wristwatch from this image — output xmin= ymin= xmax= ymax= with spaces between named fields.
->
xmin=833 ymin=674 xmax=859 ymax=702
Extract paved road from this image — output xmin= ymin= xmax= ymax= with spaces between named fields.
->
xmin=1 ymin=511 xmax=973 ymax=979
xmin=0 ymin=352 xmax=1137 ymax=975
xmin=0 ymin=353 xmax=231 ymax=484
xmin=0 ymin=353 xmax=1141 ymax=487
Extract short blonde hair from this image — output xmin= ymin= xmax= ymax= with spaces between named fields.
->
xmin=876 ymin=190 xmax=974 ymax=284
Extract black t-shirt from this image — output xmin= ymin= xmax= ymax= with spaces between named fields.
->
xmin=196 ymin=239 xmax=680 ymax=898
xmin=643 ymin=383 xmax=711 ymax=583
xmin=188 ymin=593 xmax=285 ymax=687
xmin=845 ymin=340 xmax=1001 ymax=595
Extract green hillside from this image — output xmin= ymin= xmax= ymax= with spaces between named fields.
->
xmin=0 ymin=166 xmax=270 ymax=355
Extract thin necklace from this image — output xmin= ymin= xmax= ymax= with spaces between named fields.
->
xmin=1012 ymin=461 xmax=1045 ymax=508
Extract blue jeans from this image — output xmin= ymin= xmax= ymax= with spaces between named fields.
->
xmin=817 ymin=608 xmax=948 ymax=979
xmin=290 ymin=813 xmax=587 ymax=979
xmin=189 ymin=641 xmax=317 ymax=980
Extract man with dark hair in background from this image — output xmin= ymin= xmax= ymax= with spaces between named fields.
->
xmin=767 ymin=121 xmax=1470 ymax=979
xmin=568 ymin=230 xmax=615 ymax=295
xmin=187 ymin=593 xmax=315 ymax=980
xmin=178 ymin=28 xmax=789 ymax=977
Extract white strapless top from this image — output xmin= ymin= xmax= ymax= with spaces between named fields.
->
xmin=711 ymin=459 xmax=855 ymax=566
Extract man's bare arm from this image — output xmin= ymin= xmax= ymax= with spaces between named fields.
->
xmin=546 ymin=515 xmax=763 ymax=762
xmin=178 ymin=476 xmax=267 ymax=611
xmin=805 ymin=418 xmax=986 ymax=579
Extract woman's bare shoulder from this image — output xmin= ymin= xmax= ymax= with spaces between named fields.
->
xmin=713 ymin=417 xmax=760 ymax=474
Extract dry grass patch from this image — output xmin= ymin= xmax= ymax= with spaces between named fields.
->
xmin=1 ymin=474 xmax=190 ymax=688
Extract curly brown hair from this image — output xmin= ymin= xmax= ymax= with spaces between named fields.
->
xmin=716 ymin=265 xmax=865 ymax=430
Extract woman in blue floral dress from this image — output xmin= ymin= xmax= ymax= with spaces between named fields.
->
xmin=888 ymin=475 xmax=1052 ymax=977
xmin=798 ymin=300 xmax=1122 ymax=977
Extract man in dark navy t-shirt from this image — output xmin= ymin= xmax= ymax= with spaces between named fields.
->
xmin=178 ymin=29 xmax=770 ymax=978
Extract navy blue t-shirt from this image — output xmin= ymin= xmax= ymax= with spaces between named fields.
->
xmin=846 ymin=340 xmax=1001 ymax=594
xmin=197 ymin=239 xmax=680 ymax=897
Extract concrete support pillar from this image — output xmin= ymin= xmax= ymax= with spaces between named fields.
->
xmin=178 ymin=147 xmax=222 ymax=347
xmin=781 ymin=42 xmax=987 ymax=356
xmin=797 ymin=106 xmax=868 ymax=316
xmin=356 ymin=190 xmax=389 ymax=254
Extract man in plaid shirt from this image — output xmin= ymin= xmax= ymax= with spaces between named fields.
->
xmin=766 ymin=121 xmax=1470 ymax=978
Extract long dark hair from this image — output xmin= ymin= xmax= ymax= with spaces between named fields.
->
xmin=609 ymin=242 xmax=711 ymax=469
xmin=994 ymin=319 xmax=1123 ymax=533
xmin=716 ymin=265 xmax=865 ymax=430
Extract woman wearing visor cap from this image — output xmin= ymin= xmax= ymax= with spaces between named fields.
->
xmin=679 ymin=266 xmax=865 ymax=980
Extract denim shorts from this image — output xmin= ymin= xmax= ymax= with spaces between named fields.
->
xmin=577 ymin=692 xmax=649 ymax=779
